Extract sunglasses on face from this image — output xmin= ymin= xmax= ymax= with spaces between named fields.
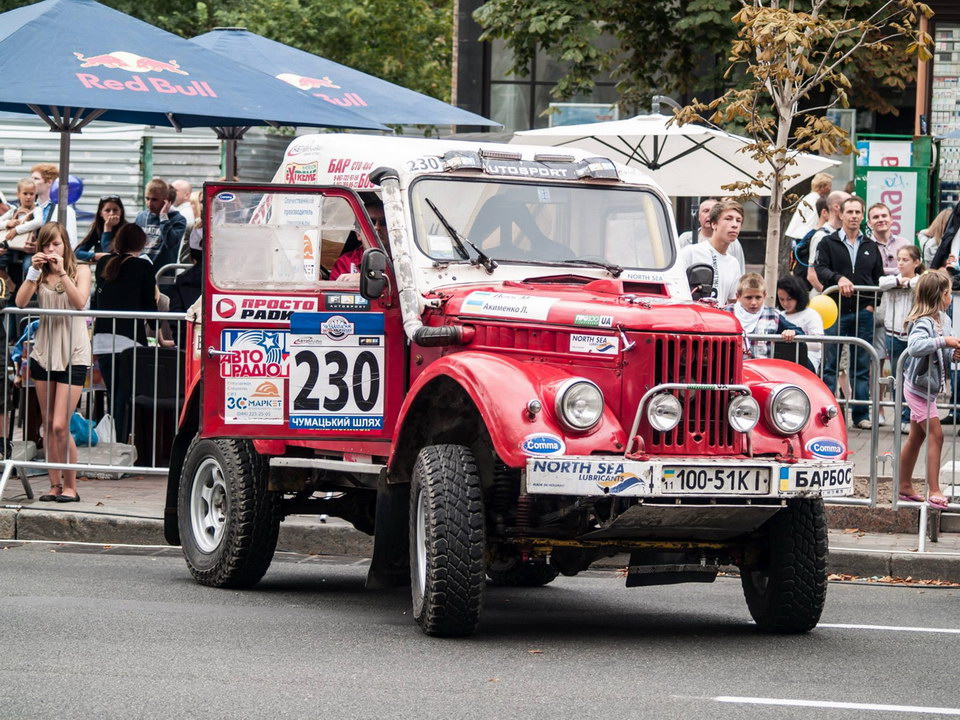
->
xmin=100 ymin=195 xmax=121 ymax=203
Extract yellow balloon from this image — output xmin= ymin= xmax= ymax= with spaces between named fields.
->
xmin=809 ymin=294 xmax=838 ymax=330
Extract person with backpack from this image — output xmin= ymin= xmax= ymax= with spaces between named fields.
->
xmin=791 ymin=196 xmax=830 ymax=292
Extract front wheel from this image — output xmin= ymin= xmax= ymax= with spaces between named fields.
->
xmin=740 ymin=498 xmax=828 ymax=633
xmin=178 ymin=437 xmax=281 ymax=588
xmin=409 ymin=444 xmax=486 ymax=637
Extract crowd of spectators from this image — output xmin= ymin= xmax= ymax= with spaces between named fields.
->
xmin=0 ymin=165 xmax=204 ymax=501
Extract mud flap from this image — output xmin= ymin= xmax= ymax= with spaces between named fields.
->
xmin=365 ymin=473 xmax=410 ymax=589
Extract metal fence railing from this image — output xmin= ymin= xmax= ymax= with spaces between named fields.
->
xmin=0 ymin=305 xmax=188 ymax=502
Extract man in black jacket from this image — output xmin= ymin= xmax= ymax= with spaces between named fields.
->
xmin=814 ymin=196 xmax=884 ymax=429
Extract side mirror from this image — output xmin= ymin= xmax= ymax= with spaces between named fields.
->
xmin=360 ymin=248 xmax=389 ymax=300
xmin=686 ymin=262 xmax=716 ymax=301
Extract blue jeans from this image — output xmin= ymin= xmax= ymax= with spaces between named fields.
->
xmin=823 ymin=308 xmax=874 ymax=424
xmin=886 ymin=334 xmax=909 ymax=422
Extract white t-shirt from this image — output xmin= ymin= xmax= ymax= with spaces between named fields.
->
xmin=784 ymin=307 xmax=824 ymax=369
xmin=785 ymin=190 xmax=821 ymax=240
xmin=678 ymin=231 xmax=746 ymax=274
xmin=680 ymin=241 xmax=742 ymax=304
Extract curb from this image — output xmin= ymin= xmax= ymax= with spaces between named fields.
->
xmin=3 ymin=507 xmax=958 ymax=583
xmin=828 ymin=547 xmax=960 ymax=583
xmin=0 ymin=507 xmax=373 ymax=557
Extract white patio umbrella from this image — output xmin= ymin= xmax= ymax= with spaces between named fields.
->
xmin=513 ymin=113 xmax=839 ymax=197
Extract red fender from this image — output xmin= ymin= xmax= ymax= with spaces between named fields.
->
xmin=389 ymin=352 xmax=626 ymax=469
xmin=743 ymin=359 xmax=849 ymax=460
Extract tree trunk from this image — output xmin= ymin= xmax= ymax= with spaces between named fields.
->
xmin=763 ymin=114 xmax=794 ymax=304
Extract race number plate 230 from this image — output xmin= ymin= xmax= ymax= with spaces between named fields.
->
xmin=661 ymin=466 xmax=770 ymax=495
xmin=287 ymin=312 xmax=384 ymax=431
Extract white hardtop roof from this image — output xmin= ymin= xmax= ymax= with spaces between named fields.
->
xmin=275 ymin=132 xmax=662 ymax=190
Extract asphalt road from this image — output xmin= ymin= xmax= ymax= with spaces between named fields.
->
xmin=1 ymin=541 xmax=957 ymax=720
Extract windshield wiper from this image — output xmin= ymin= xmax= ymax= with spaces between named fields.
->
xmin=425 ymin=197 xmax=498 ymax=274
xmin=553 ymin=258 xmax=624 ymax=278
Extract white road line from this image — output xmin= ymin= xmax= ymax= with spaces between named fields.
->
xmin=819 ymin=622 xmax=960 ymax=635
xmin=712 ymin=696 xmax=960 ymax=715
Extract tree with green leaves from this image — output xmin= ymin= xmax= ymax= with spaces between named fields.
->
xmin=673 ymin=0 xmax=932 ymax=297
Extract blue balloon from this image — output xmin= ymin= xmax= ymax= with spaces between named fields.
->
xmin=50 ymin=175 xmax=84 ymax=205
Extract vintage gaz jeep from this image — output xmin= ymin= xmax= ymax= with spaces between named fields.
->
xmin=164 ymin=134 xmax=853 ymax=637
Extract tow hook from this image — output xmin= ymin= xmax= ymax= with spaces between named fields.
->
xmin=616 ymin=324 xmax=635 ymax=352
xmin=775 ymin=439 xmax=799 ymax=463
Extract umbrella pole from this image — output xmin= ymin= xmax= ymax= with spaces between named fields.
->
xmin=57 ymin=127 xmax=70 ymax=227
xmin=215 ymin=126 xmax=251 ymax=181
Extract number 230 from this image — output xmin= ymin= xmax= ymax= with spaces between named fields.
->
xmin=293 ymin=349 xmax=380 ymax=412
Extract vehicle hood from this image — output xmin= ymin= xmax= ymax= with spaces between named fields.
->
xmin=437 ymin=278 xmax=742 ymax=334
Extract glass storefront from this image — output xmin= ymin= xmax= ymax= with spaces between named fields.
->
xmin=933 ymin=22 xmax=960 ymax=206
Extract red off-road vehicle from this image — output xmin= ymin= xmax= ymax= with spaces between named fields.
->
xmin=164 ymin=134 xmax=853 ymax=637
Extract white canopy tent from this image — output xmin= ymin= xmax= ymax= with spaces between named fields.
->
xmin=513 ymin=113 xmax=839 ymax=197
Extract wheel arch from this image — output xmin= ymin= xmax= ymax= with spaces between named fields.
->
xmin=388 ymin=352 xmax=624 ymax=483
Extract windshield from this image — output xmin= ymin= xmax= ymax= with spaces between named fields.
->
xmin=409 ymin=178 xmax=673 ymax=270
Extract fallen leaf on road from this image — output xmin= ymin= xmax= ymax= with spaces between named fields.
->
xmin=96 ymin=501 xmax=104 ymax=506
xmin=528 ymin=650 xmax=544 ymax=654
xmin=828 ymin=573 xmax=960 ymax=587
xmin=841 ymin=528 xmax=861 ymax=534
xmin=488 ymin=678 xmax=499 ymax=683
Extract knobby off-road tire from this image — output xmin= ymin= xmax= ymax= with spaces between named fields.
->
xmin=409 ymin=444 xmax=486 ymax=637
xmin=741 ymin=498 xmax=828 ymax=633
xmin=487 ymin=559 xmax=559 ymax=587
xmin=178 ymin=437 xmax=281 ymax=589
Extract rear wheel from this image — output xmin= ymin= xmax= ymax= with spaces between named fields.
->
xmin=409 ymin=444 xmax=486 ymax=637
xmin=178 ymin=437 xmax=280 ymax=588
xmin=740 ymin=498 xmax=827 ymax=633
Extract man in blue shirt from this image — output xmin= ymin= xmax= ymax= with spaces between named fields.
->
xmin=135 ymin=178 xmax=186 ymax=267
xmin=814 ymin=196 xmax=884 ymax=429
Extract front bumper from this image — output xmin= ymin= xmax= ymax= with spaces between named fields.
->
xmin=524 ymin=455 xmax=854 ymax=499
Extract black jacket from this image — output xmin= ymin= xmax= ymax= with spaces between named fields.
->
xmin=92 ymin=254 xmax=157 ymax=344
xmin=813 ymin=230 xmax=884 ymax=313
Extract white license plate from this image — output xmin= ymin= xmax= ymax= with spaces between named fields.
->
xmin=661 ymin=466 xmax=770 ymax=495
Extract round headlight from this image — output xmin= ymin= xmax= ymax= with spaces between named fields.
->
xmin=647 ymin=393 xmax=682 ymax=432
xmin=728 ymin=394 xmax=760 ymax=433
xmin=768 ymin=385 xmax=811 ymax=435
xmin=555 ymin=379 xmax=604 ymax=431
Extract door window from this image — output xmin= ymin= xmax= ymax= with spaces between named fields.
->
xmin=208 ymin=190 xmax=364 ymax=290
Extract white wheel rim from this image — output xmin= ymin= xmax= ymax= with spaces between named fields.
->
xmin=415 ymin=486 xmax=428 ymax=596
xmin=190 ymin=457 xmax=228 ymax=553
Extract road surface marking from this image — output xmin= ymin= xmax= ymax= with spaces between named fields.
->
xmin=712 ymin=696 xmax=960 ymax=715
xmin=819 ymin=622 xmax=960 ymax=635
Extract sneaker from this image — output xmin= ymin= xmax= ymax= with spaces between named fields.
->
xmin=901 ymin=422 xmax=911 ymax=433
xmin=854 ymin=419 xmax=871 ymax=430
xmin=942 ymin=415 xmax=958 ymax=425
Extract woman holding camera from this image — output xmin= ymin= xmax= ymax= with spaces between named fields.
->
xmin=15 ymin=222 xmax=92 ymax=502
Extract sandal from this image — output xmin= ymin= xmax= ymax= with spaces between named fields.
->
xmin=928 ymin=495 xmax=950 ymax=510
xmin=898 ymin=492 xmax=924 ymax=503
xmin=38 ymin=484 xmax=62 ymax=502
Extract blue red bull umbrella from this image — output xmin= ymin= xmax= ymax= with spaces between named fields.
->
xmin=191 ymin=28 xmax=499 ymax=127
xmin=0 ymin=0 xmax=386 ymax=206
xmin=0 ymin=0 xmax=384 ymax=130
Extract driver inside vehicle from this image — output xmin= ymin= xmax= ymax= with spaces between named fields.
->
xmin=330 ymin=198 xmax=388 ymax=282
xmin=468 ymin=195 xmax=573 ymax=262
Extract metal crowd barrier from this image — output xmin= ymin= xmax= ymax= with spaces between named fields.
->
xmin=0 ymin=305 xmax=188 ymax=503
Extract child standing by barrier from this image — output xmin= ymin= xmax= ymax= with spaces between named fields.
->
xmin=723 ymin=272 xmax=803 ymax=365
xmin=898 ymin=270 xmax=958 ymax=509
xmin=14 ymin=222 xmax=91 ymax=503
xmin=880 ymin=245 xmax=923 ymax=431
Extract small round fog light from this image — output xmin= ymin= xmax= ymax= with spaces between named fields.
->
xmin=647 ymin=393 xmax=682 ymax=432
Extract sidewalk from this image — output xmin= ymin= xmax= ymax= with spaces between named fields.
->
xmin=2 ymin=465 xmax=960 ymax=582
